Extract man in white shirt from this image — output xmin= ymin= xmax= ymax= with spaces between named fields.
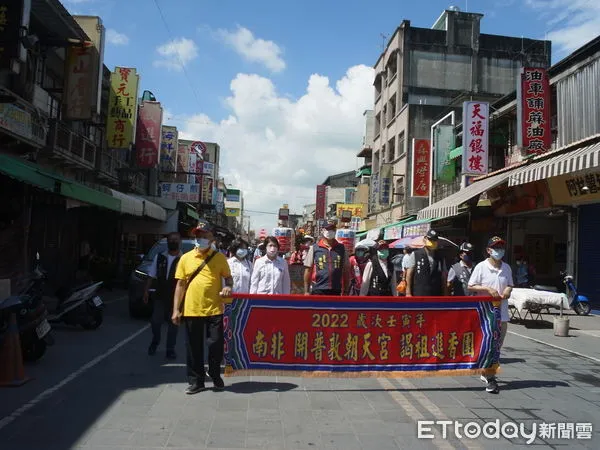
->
xmin=145 ymin=232 xmax=183 ymax=359
xmin=468 ymin=236 xmax=514 ymax=394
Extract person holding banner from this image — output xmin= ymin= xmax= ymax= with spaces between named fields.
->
xmin=227 ymin=238 xmax=253 ymax=293
xmin=447 ymin=242 xmax=475 ymax=296
xmin=405 ymin=229 xmax=447 ymax=297
xmin=250 ymin=236 xmax=291 ymax=295
xmin=359 ymin=241 xmax=396 ymax=296
xmin=468 ymin=236 xmax=514 ymax=394
xmin=348 ymin=244 xmax=369 ymax=295
xmin=303 ymin=220 xmax=350 ymax=296
xmin=172 ymin=219 xmax=233 ymax=395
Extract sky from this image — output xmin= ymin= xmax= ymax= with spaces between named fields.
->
xmin=62 ymin=0 xmax=600 ymax=232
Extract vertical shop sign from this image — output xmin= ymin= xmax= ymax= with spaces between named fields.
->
xmin=64 ymin=42 xmax=95 ymax=120
xmin=517 ymin=68 xmax=551 ymax=155
xmin=435 ymin=125 xmax=456 ymax=183
xmin=135 ymin=101 xmax=163 ymax=168
xmin=160 ymin=125 xmax=178 ymax=174
xmin=462 ymin=101 xmax=489 ymax=176
xmin=379 ymin=163 xmax=393 ymax=205
xmin=411 ymin=139 xmax=431 ymax=197
xmin=106 ymin=67 xmax=139 ymax=149
xmin=369 ymin=172 xmax=379 ymax=213
xmin=315 ymin=185 xmax=327 ymax=220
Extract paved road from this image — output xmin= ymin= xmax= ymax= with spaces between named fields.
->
xmin=1 ymin=291 xmax=599 ymax=449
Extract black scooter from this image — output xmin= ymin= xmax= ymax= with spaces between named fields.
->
xmin=50 ymin=281 xmax=104 ymax=329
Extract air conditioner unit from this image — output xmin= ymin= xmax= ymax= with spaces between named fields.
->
xmin=31 ymin=84 xmax=50 ymax=115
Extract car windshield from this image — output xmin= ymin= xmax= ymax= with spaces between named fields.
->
xmin=143 ymin=240 xmax=196 ymax=261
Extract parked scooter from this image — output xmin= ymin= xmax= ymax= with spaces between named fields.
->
xmin=13 ymin=254 xmax=55 ymax=361
xmin=51 ymin=281 xmax=104 ymax=330
xmin=533 ymin=271 xmax=591 ymax=315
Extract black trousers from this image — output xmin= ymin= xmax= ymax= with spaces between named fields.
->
xmin=184 ymin=315 xmax=223 ymax=384
xmin=312 ymin=288 xmax=341 ymax=295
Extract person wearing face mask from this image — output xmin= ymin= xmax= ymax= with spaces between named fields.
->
xmin=359 ymin=241 xmax=396 ymax=296
xmin=172 ymin=220 xmax=234 ymax=394
xmin=405 ymin=229 xmax=447 ymax=297
xmin=447 ymin=242 xmax=475 ymax=296
xmin=227 ymin=239 xmax=253 ymax=293
xmin=250 ymin=236 xmax=291 ymax=294
xmin=468 ymin=236 xmax=514 ymax=395
xmin=303 ymin=220 xmax=351 ymax=295
xmin=348 ymin=244 xmax=370 ymax=295
xmin=145 ymin=232 xmax=183 ymax=359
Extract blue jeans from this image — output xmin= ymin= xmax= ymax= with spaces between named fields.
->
xmin=151 ymin=298 xmax=178 ymax=351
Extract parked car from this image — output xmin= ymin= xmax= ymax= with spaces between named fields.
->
xmin=128 ymin=238 xmax=196 ymax=318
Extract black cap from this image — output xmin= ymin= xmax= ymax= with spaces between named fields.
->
xmin=193 ymin=219 xmax=213 ymax=233
xmin=460 ymin=242 xmax=474 ymax=253
xmin=425 ymin=229 xmax=439 ymax=241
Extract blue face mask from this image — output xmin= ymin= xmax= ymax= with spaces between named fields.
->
xmin=236 ymin=248 xmax=248 ymax=259
xmin=195 ymin=238 xmax=210 ymax=250
xmin=490 ymin=249 xmax=505 ymax=261
xmin=462 ymin=253 xmax=472 ymax=264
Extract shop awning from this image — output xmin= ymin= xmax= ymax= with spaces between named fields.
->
xmin=417 ymin=171 xmax=512 ymax=220
xmin=187 ymin=207 xmax=199 ymax=220
xmin=109 ymin=189 xmax=144 ymax=216
xmin=136 ymin=197 xmax=167 ymax=222
xmin=0 ymin=153 xmax=120 ymax=212
xmin=508 ymin=141 xmax=600 ymax=186
xmin=449 ymin=146 xmax=462 ymax=160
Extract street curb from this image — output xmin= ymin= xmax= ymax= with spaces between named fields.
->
xmin=508 ymin=330 xmax=600 ymax=363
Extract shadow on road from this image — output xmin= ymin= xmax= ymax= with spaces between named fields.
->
xmin=227 ymin=381 xmax=298 ymax=394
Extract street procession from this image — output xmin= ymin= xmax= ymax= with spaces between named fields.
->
xmin=1 ymin=0 xmax=599 ymax=448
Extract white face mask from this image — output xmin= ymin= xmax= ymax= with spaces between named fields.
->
xmin=195 ymin=238 xmax=210 ymax=250
xmin=323 ymin=229 xmax=335 ymax=240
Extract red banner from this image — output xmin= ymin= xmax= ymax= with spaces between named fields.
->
xmin=224 ymin=294 xmax=501 ymax=378
xmin=135 ymin=101 xmax=163 ymax=168
xmin=411 ymin=139 xmax=431 ymax=197
xmin=315 ymin=185 xmax=327 ymax=219
xmin=520 ymin=68 xmax=551 ymax=155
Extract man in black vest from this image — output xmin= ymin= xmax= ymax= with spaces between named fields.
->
xmin=447 ymin=242 xmax=475 ymax=296
xmin=145 ymin=232 xmax=182 ymax=359
xmin=405 ymin=229 xmax=447 ymax=297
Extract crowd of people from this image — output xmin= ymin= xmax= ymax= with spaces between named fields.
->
xmin=141 ymin=218 xmax=515 ymax=395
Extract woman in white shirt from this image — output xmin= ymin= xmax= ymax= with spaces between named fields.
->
xmin=250 ymin=236 xmax=291 ymax=295
xmin=227 ymin=238 xmax=253 ymax=293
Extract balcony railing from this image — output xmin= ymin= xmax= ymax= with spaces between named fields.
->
xmin=96 ymin=151 xmax=128 ymax=185
xmin=47 ymin=119 xmax=97 ymax=169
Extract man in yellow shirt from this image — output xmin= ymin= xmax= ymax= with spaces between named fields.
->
xmin=172 ymin=219 xmax=233 ymax=394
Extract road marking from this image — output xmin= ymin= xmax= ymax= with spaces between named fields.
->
xmin=0 ymin=324 xmax=149 ymax=431
xmin=508 ymin=330 xmax=600 ymax=363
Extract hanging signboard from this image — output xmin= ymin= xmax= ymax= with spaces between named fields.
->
xmin=315 ymin=185 xmax=327 ymax=220
xmin=135 ymin=101 xmax=163 ymax=168
xmin=159 ymin=182 xmax=200 ymax=202
xmin=462 ymin=102 xmax=489 ymax=176
xmin=411 ymin=139 xmax=431 ymax=197
xmin=106 ymin=67 xmax=139 ymax=149
xmin=517 ymin=68 xmax=552 ymax=156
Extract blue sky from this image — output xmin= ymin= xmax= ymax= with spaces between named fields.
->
xmin=63 ymin=0 xmax=599 ymax=231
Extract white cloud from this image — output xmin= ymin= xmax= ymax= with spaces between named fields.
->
xmin=166 ymin=65 xmax=374 ymax=231
xmin=153 ymin=38 xmax=198 ymax=71
xmin=217 ymin=26 xmax=286 ymax=73
xmin=106 ymin=29 xmax=129 ymax=46
xmin=525 ymin=0 xmax=600 ymax=55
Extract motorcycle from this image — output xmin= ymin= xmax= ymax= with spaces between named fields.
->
xmin=51 ymin=281 xmax=104 ymax=330
xmin=533 ymin=270 xmax=592 ymax=316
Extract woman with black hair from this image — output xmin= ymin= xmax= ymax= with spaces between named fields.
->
xmin=227 ymin=238 xmax=253 ymax=293
xmin=250 ymin=236 xmax=291 ymax=294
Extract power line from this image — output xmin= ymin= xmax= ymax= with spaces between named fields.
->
xmin=152 ymin=0 xmax=203 ymax=109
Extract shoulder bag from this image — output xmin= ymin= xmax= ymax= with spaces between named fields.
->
xmin=179 ymin=250 xmax=218 ymax=314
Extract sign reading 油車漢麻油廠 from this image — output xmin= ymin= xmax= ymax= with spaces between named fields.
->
xmin=224 ymin=295 xmax=501 ymax=378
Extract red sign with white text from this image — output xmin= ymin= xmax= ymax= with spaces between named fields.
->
xmin=315 ymin=185 xmax=327 ymax=219
xmin=411 ymin=139 xmax=431 ymax=197
xmin=135 ymin=101 xmax=163 ymax=168
xmin=520 ymin=68 xmax=551 ymax=155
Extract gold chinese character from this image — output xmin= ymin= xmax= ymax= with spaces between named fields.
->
xmin=400 ymin=333 xmax=413 ymax=359
xmin=344 ymin=333 xmax=359 ymax=361
xmin=371 ymin=314 xmax=383 ymax=328
xmin=361 ymin=332 xmax=376 ymax=360
xmin=386 ymin=315 xmax=397 ymax=327
xmin=431 ymin=332 xmax=445 ymax=359
xmin=415 ymin=334 xmax=430 ymax=358
xmin=447 ymin=332 xmax=459 ymax=359
xmin=294 ymin=332 xmax=308 ymax=360
xmin=328 ymin=333 xmax=343 ymax=361
xmin=270 ymin=332 xmax=285 ymax=360
xmin=252 ymin=330 xmax=268 ymax=358
xmin=357 ymin=313 xmax=368 ymax=328
xmin=402 ymin=314 xmax=411 ymax=327
xmin=311 ymin=331 xmax=326 ymax=361
xmin=462 ymin=332 xmax=475 ymax=357
xmin=378 ymin=333 xmax=391 ymax=360
xmin=416 ymin=313 xmax=425 ymax=328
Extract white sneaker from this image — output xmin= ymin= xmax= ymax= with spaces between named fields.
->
xmin=480 ymin=375 xmax=488 ymax=384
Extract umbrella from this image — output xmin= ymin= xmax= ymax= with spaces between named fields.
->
xmin=408 ymin=235 xmax=459 ymax=248
xmin=389 ymin=237 xmax=414 ymax=249
xmin=355 ymin=238 xmax=377 ymax=249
